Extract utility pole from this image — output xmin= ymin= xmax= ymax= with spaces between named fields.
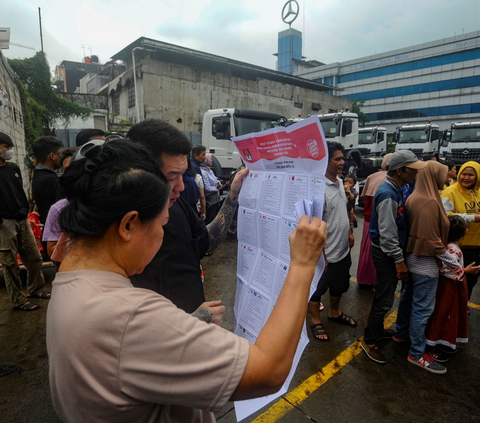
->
xmin=38 ymin=7 xmax=44 ymax=52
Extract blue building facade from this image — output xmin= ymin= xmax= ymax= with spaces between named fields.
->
xmin=294 ymin=30 xmax=480 ymax=132
xmin=277 ymin=28 xmax=303 ymax=74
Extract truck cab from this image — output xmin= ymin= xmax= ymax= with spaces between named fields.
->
xmin=358 ymin=125 xmax=387 ymax=154
xmin=317 ymin=111 xmax=383 ymax=177
xmin=439 ymin=129 xmax=450 ymax=158
xmin=317 ymin=111 xmax=359 ymax=150
xmin=444 ymin=122 xmax=480 ymax=166
xmin=201 ymin=108 xmax=283 ymax=178
xmin=394 ymin=121 xmax=440 ymax=158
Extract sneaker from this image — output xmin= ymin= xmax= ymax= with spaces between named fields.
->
xmin=375 ymin=328 xmax=394 ymax=341
xmin=408 ymin=354 xmax=447 ymax=374
xmin=427 ymin=349 xmax=449 ymax=363
xmin=361 ymin=338 xmax=386 ymax=364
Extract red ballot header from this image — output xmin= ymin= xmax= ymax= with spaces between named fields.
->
xmin=235 ymin=120 xmax=326 ymax=164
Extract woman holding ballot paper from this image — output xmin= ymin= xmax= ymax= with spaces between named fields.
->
xmin=46 ymin=139 xmax=327 ymax=423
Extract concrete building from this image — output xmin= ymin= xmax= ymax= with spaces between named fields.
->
xmin=0 ymin=50 xmax=29 ymax=192
xmin=55 ymin=93 xmax=109 ymax=147
xmin=295 ymin=30 xmax=480 ymax=133
xmin=103 ymin=37 xmax=351 ymax=133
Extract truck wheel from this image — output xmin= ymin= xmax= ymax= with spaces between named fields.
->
xmin=345 ymin=160 xmax=358 ymax=176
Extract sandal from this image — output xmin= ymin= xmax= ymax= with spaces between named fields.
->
xmin=29 ymin=291 xmax=51 ymax=300
xmin=15 ymin=302 xmax=40 ymax=312
xmin=310 ymin=322 xmax=329 ymax=342
xmin=328 ymin=312 xmax=357 ymax=327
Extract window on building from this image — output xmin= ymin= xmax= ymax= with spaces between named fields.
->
xmin=128 ymin=85 xmax=135 ymax=108
xmin=113 ymin=94 xmax=120 ymax=114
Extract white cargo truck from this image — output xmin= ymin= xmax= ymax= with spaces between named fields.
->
xmin=358 ymin=125 xmax=387 ymax=155
xmin=394 ymin=121 xmax=440 ymax=158
xmin=316 ymin=110 xmax=384 ymax=177
xmin=444 ymin=121 xmax=480 ymax=166
xmin=200 ymin=108 xmax=284 ymax=179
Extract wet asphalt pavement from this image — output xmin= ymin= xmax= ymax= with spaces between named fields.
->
xmin=1 ymin=211 xmax=480 ymax=422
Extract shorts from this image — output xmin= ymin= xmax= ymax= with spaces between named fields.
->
xmin=310 ymin=252 xmax=352 ymax=301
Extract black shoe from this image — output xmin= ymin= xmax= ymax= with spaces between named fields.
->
xmin=374 ymin=329 xmax=394 ymax=342
xmin=436 ymin=345 xmax=457 ymax=355
xmin=427 ymin=348 xmax=449 ymax=363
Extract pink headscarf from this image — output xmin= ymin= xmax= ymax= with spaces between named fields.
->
xmin=361 ymin=153 xmax=392 ymax=198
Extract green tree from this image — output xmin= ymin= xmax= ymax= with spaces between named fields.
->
xmin=351 ymin=99 xmax=370 ymax=127
xmin=8 ymin=52 xmax=92 ymax=151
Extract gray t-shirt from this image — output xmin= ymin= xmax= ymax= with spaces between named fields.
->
xmin=323 ymin=176 xmax=350 ymax=263
xmin=47 ymin=269 xmax=249 ymax=423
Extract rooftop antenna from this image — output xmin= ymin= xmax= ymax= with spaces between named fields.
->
xmin=81 ymin=44 xmax=86 ymax=60
xmin=88 ymin=45 xmax=93 ymax=56
xmin=303 ymin=0 xmax=305 ymax=57
xmin=38 ymin=7 xmax=43 ymax=52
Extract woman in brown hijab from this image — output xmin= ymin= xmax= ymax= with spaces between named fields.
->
xmin=357 ymin=153 xmax=392 ymax=289
xmin=394 ymin=160 xmax=450 ymax=374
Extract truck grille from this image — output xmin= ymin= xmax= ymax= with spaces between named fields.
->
xmin=447 ymin=148 xmax=480 ymax=162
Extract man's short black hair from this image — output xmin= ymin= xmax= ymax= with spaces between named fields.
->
xmin=61 ymin=147 xmax=79 ymax=164
xmin=0 ymin=132 xmax=13 ymax=147
xmin=327 ymin=141 xmax=344 ymax=161
xmin=387 ymin=166 xmax=407 ymax=177
xmin=32 ymin=136 xmax=63 ymax=163
xmin=445 ymin=161 xmax=456 ymax=171
xmin=76 ymin=129 xmax=106 ymax=147
xmin=127 ymin=119 xmax=192 ymax=166
xmin=192 ymin=144 xmax=206 ymax=157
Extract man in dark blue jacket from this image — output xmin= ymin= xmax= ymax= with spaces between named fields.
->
xmin=362 ymin=150 xmax=427 ymax=364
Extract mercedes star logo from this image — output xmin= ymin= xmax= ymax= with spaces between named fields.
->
xmin=282 ymin=0 xmax=300 ymax=26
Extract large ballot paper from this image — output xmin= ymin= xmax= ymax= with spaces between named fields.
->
xmin=232 ymin=116 xmax=328 ymax=421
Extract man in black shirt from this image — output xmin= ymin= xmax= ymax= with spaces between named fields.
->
xmin=0 ymin=132 xmax=49 ymax=311
xmin=127 ymin=120 xmax=248 ymax=319
xmin=32 ymin=136 xmax=64 ymax=225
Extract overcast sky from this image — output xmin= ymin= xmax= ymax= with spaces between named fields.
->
xmin=1 ymin=0 xmax=479 ymax=73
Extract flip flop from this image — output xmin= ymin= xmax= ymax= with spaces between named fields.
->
xmin=310 ymin=322 xmax=329 ymax=342
xmin=15 ymin=302 xmax=40 ymax=312
xmin=29 ymin=291 xmax=51 ymax=300
xmin=328 ymin=312 xmax=357 ymax=327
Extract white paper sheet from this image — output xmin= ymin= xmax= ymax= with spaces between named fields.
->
xmin=232 ymin=116 xmax=328 ymax=421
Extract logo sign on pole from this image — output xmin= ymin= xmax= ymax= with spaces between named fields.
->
xmin=282 ymin=0 xmax=299 ymax=27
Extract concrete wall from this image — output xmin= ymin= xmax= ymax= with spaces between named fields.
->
xmin=0 ymin=51 xmax=30 ymax=195
xmin=57 ymin=92 xmax=107 ymax=110
xmin=55 ymin=92 xmax=108 ymax=136
xmin=108 ymin=58 xmax=351 ymax=132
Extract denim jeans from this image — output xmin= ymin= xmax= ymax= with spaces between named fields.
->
xmin=395 ymin=272 xmax=439 ymax=358
xmin=364 ymin=246 xmax=399 ymax=343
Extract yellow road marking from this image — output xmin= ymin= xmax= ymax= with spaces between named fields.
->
xmin=468 ymin=302 xmax=480 ymax=311
xmin=252 ymin=312 xmax=398 ymax=423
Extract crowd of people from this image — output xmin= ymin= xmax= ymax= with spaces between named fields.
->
xmin=0 ymin=123 xmax=479 ymax=420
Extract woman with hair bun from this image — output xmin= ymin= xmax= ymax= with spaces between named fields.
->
xmin=46 ymin=140 xmax=327 ymax=422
